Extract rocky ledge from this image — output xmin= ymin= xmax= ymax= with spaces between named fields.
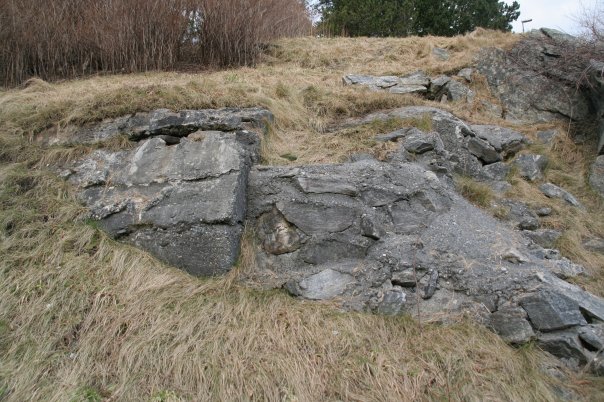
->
xmin=59 ymin=105 xmax=604 ymax=374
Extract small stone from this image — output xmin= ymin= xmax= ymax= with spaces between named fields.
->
xmin=514 ymin=154 xmax=548 ymax=181
xmin=540 ymin=183 xmax=583 ymax=208
xmin=523 ymin=229 xmax=562 ymax=249
xmin=519 ymin=290 xmax=587 ymax=332
xmin=375 ymin=129 xmax=407 ymax=142
xmin=378 ymin=287 xmax=407 ymax=315
xmin=467 ymin=137 xmax=502 ymax=164
xmin=536 ymin=207 xmax=552 ymax=217
xmin=538 ymin=330 xmax=588 ymax=369
xmin=286 ymin=269 xmax=356 ymax=300
xmin=488 ymin=307 xmax=535 ymax=344
xmin=502 ymin=248 xmax=528 ymax=264
xmin=404 ymin=132 xmax=435 ymax=154
xmin=457 ymin=68 xmax=474 ymax=82
xmin=537 ymin=129 xmax=560 ymax=144
xmin=548 ymin=258 xmax=585 ymax=280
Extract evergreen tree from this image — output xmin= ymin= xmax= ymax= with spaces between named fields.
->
xmin=315 ymin=0 xmax=520 ymax=37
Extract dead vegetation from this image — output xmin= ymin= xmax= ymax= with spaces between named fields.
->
xmin=1 ymin=31 xmax=604 ymax=400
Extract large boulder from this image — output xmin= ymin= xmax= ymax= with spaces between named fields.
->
xmin=245 ymin=158 xmax=604 ymax=372
xmin=63 ymin=110 xmax=270 ymax=276
xmin=476 ymin=30 xmax=591 ymax=123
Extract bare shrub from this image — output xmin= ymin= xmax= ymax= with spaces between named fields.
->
xmin=0 ymin=0 xmax=311 ymax=87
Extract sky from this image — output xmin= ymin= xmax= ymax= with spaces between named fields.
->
xmin=511 ymin=0 xmax=601 ymax=34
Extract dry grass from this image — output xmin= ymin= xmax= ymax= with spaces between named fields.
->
xmin=1 ymin=31 xmax=604 ymax=400
xmin=0 ymin=167 xmax=583 ymax=401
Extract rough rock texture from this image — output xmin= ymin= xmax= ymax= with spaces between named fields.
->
xmin=39 ymin=107 xmax=273 ymax=146
xmin=476 ymin=29 xmax=591 ymax=123
xmin=343 ymin=71 xmax=430 ymax=94
xmin=344 ymin=72 xmax=474 ymax=102
xmin=62 ymin=106 xmax=604 ymax=374
xmin=64 ymin=110 xmax=270 ymax=276
xmin=347 ymin=106 xmax=486 ymax=177
xmin=514 ymin=154 xmax=548 ymax=181
xmin=470 ymin=125 xmax=527 ymax=158
xmin=590 ymin=155 xmax=604 ymax=197
xmin=245 ymin=158 xmax=604 ymax=372
xmin=540 ymin=183 xmax=583 ymax=208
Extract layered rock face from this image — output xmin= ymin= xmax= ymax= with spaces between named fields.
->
xmin=475 ymin=28 xmax=604 ymax=197
xmin=61 ymin=106 xmax=604 ymax=372
xmin=62 ymin=108 xmax=270 ymax=276
xmin=246 ymin=159 xmax=604 ymax=372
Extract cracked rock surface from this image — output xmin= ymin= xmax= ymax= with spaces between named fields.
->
xmin=62 ymin=104 xmax=604 ymax=374
xmin=64 ymin=111 xmax=268 ymax=276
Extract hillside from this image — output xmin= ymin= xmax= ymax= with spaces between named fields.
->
xmin=1 ymin=30 xmax=604 ymax=401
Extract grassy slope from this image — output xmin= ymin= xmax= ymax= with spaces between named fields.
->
xmin=0 ymin=30 xmax=603 ymax=400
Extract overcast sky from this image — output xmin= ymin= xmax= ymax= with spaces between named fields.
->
xmin=511 ymin=0 xmax=601 ymax=34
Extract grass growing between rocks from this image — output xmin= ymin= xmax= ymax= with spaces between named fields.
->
xmin=1 ymin=31 xmax=604 ymax=400
xmin=0 ymin=165 xmax=588 ymax=401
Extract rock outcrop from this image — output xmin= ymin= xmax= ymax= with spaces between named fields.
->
xmin=343 ymin=71 xmax=475 ymax=103
xmin=61 ymin=102 xmax=603 ymax=371
xmin=62 ymin=109 xmax=271 ymax=276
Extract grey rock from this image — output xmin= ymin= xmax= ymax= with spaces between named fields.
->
xmin=286 ymin=268 xmax=356 ymax=300
xmin=590 ymin=155 xmax=604 ymax=197
xmin=523 ymin=229 xmax=562 ymax=249
xmin=536 ymin=272 xmax=604 ymax=322
xmin=537 ymin=207 xmax=553 ymax=217
xmin=477 ymin=162 xmax=510 ymax=182
xmin=470 ymin=125 xmax=527 ymax=157
xmin=399 ymin=70 xmax=431 ymax=87
xmin=540 ymin=28 xmax=576 ymax=42
xmin=537 ymin=129 xmax=560 ymax=144
xmin=584 ymin=238 xmax=604 ymax=254
xmin=446 ymin=80 xmax=474 ymax=102
xmin=578 ymin=325 xmax=604 ymax=351
xmin=519 ymin=290 xmax=587 ymax=331
xmin=540 ymin=183 xmax=583 ymax=208
xmin=457 ymin=68 xmax=474 ymax=82
xmin=296 ymin=176 xmax=359 ymax=197
xmin=538 ymin=330 xmax=588 ymax=369
xmin=343 ymin=73 xmax=429 ymax=95
xmin=432 ymin=47 xmax=450 ymax=61
xmin=345 ymin=106 xmax=482 ymax=177
xmin=514 ymin=154 xmax=548 ymax=181
xmin=343 ymin=74 xmax=400 ymax=89
xmin=246 ymin=158 xmax=604 ymax=364
xmin=375 ymin=128 xmax=407 ymax=142
xmin=488 ymin=307 xmax=535 ymax=344
xmin=378 ymin=287 xmax=407 ymax=315
xmin=403 ymin=132 xmax=435 ymax=154
xmin=421 ymin=269 xmax=439 ymax=299
xmin=547 ymin=258 xmax=585 ymax=280
xmin=129 ymin=224 xmax=242 ymax=276
xmin=476 ymin=44 xmax=590 ymax=123
xmin=40 ymin=108 xmax=273 ymax=146
xmin=66 ymin=115 xmax=265 ymax=276
xmin=499 ymin=200 xmax=540 ymax=230
xmin=428 ymin=75 xmax=451 ymax=99
xmin=466 ymin=137 xmax=502 ymax=164
xmin=388 ymin=85 xmax=429 ymax=95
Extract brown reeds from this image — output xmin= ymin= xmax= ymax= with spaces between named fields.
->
xmin=0 ymin=0 xmax=311 ymax=87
